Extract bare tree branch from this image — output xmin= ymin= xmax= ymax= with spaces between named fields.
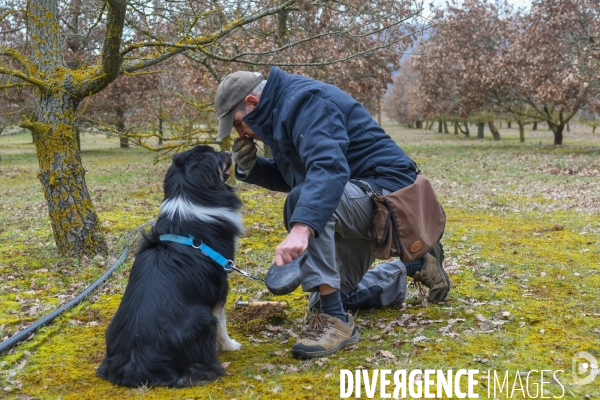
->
xmin=96 ymin=0 xmax=127 ymax=90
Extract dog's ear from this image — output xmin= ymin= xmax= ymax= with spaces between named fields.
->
xmin=172 ymin=151 xmax=185 ymax=167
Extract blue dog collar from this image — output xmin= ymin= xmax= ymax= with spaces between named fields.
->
xmin=159 ymin=234 xmax=233 ymax=272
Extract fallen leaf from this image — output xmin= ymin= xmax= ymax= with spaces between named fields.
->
xmin=413 ymin=336 xmax=429 ymax=343
xmin=259 ymin=364 xmax=275 ymax=372
xmin=380 ymin=350 xmax=396 ymax=359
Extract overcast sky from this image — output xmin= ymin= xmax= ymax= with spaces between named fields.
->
xmin=422 ymin=0 xmax=532 ymax=14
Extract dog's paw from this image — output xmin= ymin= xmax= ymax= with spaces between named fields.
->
xmin=220 ymin=339 xmax=242 ymax=352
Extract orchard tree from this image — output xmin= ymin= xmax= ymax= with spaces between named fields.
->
xmin=0 ymin=0 xmax=422 ymax=256
xmin=498 ymin=0 xmax=599 ymax=144
xmin=406 ymin=0 xmax=599 ymax=144
xmin=383 ymin=59 xmax=426 ymax=128
xmin=410 ymin=0 xmax=516 ymax=140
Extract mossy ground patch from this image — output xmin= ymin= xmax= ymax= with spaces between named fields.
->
xmin=1 ymin=123 xmax=599 ymax=398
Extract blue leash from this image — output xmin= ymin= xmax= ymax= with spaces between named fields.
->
xmin=159 ymin=234 xmax=264 ymax=281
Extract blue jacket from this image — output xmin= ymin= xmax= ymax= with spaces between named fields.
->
xmin=238 ymin=67 xmax=417 ymax=237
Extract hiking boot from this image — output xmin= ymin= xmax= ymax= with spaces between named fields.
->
xmin=291 ymin=312 xmax=360 ymax=359
xmin=412 ymin=242 xmax=450 ymax=302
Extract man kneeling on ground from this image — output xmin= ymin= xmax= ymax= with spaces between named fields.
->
xmin=214 ymin=68 xmax=450 ymax=359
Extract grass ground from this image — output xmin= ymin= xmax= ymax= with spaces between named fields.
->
xmin=0 ymin=122 xmax=599 ymax=399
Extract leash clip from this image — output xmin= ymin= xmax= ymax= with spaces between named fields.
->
xmin=230 ymin=264 xmax=264 ymax=282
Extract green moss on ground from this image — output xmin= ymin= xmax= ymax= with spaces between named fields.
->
xmin=1 ymin=126 xmax=599 ymax=399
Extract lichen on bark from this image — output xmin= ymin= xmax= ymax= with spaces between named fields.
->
xmin=22 ymin=92 xmax=108 ymax=256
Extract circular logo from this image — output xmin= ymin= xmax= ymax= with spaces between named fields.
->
xmin=572 ymin=351 xmax=599 ymax=386
xmin=409 ymin=241 xmax=423 ymax=253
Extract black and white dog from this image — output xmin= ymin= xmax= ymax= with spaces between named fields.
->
xmin=97 ymin=145 xmax=243 ymax=388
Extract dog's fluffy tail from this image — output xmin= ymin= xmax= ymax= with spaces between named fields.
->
xmin=97 ymin=357 xmax=225 ymax=388
xmin=174 ymin=363 xmax=226 ymax=388
xmin=96 ymin=357 xmax=109 ymax=380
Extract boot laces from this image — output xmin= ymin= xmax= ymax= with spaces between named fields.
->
xmin=410 ymin=280 xmax=428 ymax=298
xmin=304 ymin=309 xmax=330 ymax=339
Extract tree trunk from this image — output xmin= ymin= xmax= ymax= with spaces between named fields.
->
xmin=518 ymin=121 xmax=525 ymax=143
xmin=23 ymin=93 xmax=107 ymax=256
xmin=158 ymin=116 xmax=164 ymax=145
xmin=17 ymin=0 xmax=124 ymax=256
xmin=416 ymin=120 xmax=422 ymax=129
xmin=427 ymin=121 xmax=434 ymax=130
xmin=507 ymin=121 xmax=511 ymax=128
xmin=453 ymin=120 xmax=458 ymax=135
xmin=552 ymin=124 xmax=564 ymax=145
xmin=488 ymin=121 xmax=501 ymax=141
xmin=438 ymin=120 xmax=443 ymax=133
xmin=477 ymin=122 xmax=485 ymax=139
xmin=566 ymin=122 xmax=570 ymax=132
xmin=117 ymin=107 xmax=129 ymax=149
xmin=276 ymin=5 xmax=289 ymax=47
xmin=532 ymin=122 xmax=537 ymax=131
xmin=547 ymin=111 xmax=569 ymax=145
xmin=119 ymin=135 xmax=129 ymax=148
xmin=463 ymin=122 xmax=470 ymax=137
xmin=443 ymin=120 xmax=449 ymax=134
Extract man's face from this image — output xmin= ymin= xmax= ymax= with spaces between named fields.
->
xmin=232 ymin=95 xmax=261 ymax=140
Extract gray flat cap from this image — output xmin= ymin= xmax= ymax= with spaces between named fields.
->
xmin=215 ymin=71 xmax=264 ymax=140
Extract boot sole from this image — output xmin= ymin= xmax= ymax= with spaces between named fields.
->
xmin=291 ymin=330 xmax=360 ymax=359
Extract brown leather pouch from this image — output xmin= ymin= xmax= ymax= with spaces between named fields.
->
xmin=355 ymin=174 xmax=445 ymax=263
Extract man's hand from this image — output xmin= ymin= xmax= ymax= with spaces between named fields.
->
xmin=274 ymin=223 xmax=312 ymax=266
xmin=232 ymin=137 xmax=257 ymax=172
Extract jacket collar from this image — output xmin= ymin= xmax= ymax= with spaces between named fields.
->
xmin=243 ymin=67 xmax=290 ymax=146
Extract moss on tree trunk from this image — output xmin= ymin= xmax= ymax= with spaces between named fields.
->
xmin=23 ymin=93 xmax=107 ymax=256
xmin=488 ymin=120 xmax=501 ymax=141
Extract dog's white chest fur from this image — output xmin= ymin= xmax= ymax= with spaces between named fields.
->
xmin=159 ymin=197 xmax=244 ymax=234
